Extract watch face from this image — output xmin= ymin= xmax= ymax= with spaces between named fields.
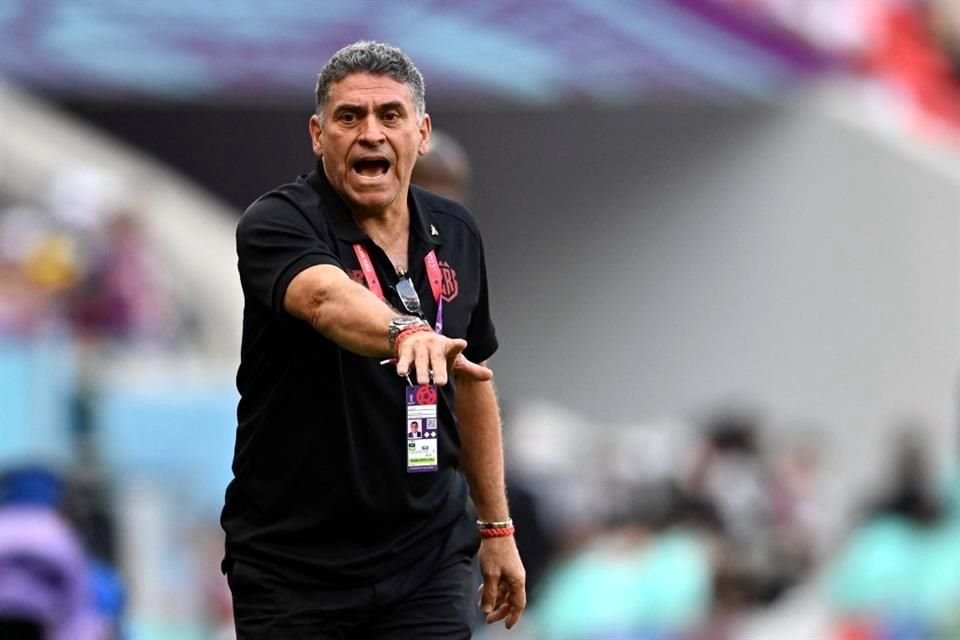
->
xmin=390 ymin=316 xmax=419 ymax=345
xmin=395 ymin=317 xmax=422 ymax=329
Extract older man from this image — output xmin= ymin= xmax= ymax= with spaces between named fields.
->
xmin=221 ymin=41 xmax=525 ymax=638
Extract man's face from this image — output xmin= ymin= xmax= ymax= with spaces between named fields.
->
xmin=310 ymin=72 xmax=431 ymax=216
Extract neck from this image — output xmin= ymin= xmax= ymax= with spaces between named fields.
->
xmin=355 ymin=206 xmax=410 ymax=272
xmin=354 ymin=205 xmax=408 ymax=237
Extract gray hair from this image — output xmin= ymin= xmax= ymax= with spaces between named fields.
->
xmin=315 ymin=41 xmax=426 ymax=121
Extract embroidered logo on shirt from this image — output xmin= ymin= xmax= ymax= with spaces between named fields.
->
xmin=439 ymin=261 xmax=458 ymax=302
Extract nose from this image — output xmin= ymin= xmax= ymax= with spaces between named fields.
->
xmin=358 ymin=114 xmax=386 ymax=146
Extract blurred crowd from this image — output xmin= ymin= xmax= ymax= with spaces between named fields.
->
xmin=500 ymin=406 xmax=960 ymax=640
xmin=0 ymin=169 xmax=208 ymax=639
xmin=0 ymin=465 xmax=121 ymax=639
xmin=0 ymin=462 xmax=235 ymax=640
xmin=0 ymin=168 xmax=188 ymax=347
xmin=4 ymin=406 xmax=958 ymax=640
xmin=829 ymin=431 xmax=960 ymax=640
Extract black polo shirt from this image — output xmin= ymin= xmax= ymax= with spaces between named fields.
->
xmin=221 ymin=164 xmax=497 ymax=586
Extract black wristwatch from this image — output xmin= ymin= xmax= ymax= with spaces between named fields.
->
xmin=388 ymin=315 xmax=430 ymax=353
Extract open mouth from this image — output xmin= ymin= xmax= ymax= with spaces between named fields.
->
xmin=352 ymin=158 xmax=391 ymax=178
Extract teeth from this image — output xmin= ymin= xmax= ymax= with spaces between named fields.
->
xmin=354 ymin=160 xmax=389 ymax=177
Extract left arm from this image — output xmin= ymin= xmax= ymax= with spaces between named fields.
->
xmin=455 ymin=367 xmax=526 ymax=630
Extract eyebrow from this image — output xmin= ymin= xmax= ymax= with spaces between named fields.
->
xmin=376 ymin=101 xmax=407 ymax=114
xmin=332 ymin=101 xmax=408 ymax=117
xmin=333 ymin=103 xmax=365 ymax=116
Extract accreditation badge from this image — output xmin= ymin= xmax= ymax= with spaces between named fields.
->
xmin=406 ymin=384 xmax=438 ymax=472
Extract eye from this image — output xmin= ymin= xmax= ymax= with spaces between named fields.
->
xmin=339 ymin=112 xmax=358 ymax=124
xmin=383 ymin=111 xmax=401 ymax=124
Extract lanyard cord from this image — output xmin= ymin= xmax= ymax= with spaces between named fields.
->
xmin=353 ymin=243 xmax=444 ymax=332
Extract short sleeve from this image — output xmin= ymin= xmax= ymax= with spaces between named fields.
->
xmin=236 ymin=196 xmax=342 ymax=315
xmin=463 ymin=238 xmax=498 ymax=363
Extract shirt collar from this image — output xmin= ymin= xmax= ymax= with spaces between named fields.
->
xmin=305 ymin=162 xmax=365 ymax=243
xmin=306 ymin=161 xmax=443 ymax=247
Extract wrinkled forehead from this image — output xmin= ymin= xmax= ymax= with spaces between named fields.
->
xmin=326 ymin=72 xmax=416 ymax=110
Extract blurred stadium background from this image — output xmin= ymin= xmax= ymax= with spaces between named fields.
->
xmin=1 ymin=0 xmax=960 ymax=638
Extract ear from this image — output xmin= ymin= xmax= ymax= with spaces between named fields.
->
xmin=309 ymin=115 xmax=323 ymax=157
xmin=417 ymin=113 xmax=432 ymax=156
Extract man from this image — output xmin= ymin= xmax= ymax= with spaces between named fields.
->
xmin=409 ymin=420 xmax=421 ymax=439
xmin=221 ymin=41 xmax=525 ymax=639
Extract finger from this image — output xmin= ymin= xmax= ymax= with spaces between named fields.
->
xmin=479 ymin=574 xmax=500 ymax=615
xmin=507 ymin=576 xmax=526 ymax=610
xmin=453 ymin=355 xmax=493 ymax=382
xmin=485 ymin=580 xmax=513 ymax=623
xmin=414 ymin=343 xmax=431 ymax=385
xmin=505 ymin=606 xmax=524 ymax=630
xmin=429 ymin=343 xmax=448 ymax=386
xmin=505 ymin=583 xmax=526 ymax=629
xmin=395 ymin=342 xmax=414 ymax=377
xmin=444 ymin=338 xmax=468 ymax=363
xmin=485 ymin=601 xmax=511 ymax=624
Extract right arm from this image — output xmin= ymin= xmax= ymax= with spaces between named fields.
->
xmin=284 ymin=264 xmax=491 ymax=385
xmin=237 ymin=198 xmax=488 ymax=384
xmin=284 ymin=264 xmax=400 ymax=358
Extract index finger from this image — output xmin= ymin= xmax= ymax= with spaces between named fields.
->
xmin=395 ymin=343 xmax=414 ymax=378
xmin=479 ymin=573 xmax=500 ymax=615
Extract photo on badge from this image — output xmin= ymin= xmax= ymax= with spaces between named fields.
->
xmin=408 ymin=420 xmax=422 ymax=439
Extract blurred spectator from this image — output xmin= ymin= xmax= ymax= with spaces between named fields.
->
xmin=768 ymin=432 xmax=821 ymax=586
xmin=68 ymin=211 xmax=179 ymax=346
xmin=0 ymin=466 xmax=66 ymax=509
xmin=0 ymin=465 xmax=126 ymax=640
xmin=0 ymin=505 xmax=104 ymax=640
xmin=682 ymin=408 xmax=821 ymax=612
xmin=411 ymin=129 xmax=473 ymax=203
xmin=0 ymin=258 xmax=47 ymax=337
xmin=685 ymin=410 xmax=771 ymax=539
xmin=531 ymin=487 xmax=718 ymax=640
xmin=684 ymin=411 xmax=776 ymax=594
xmin=0 ymin=168 xmax=191 ymax=348
xmin=0 ymin=206 xmax=65 ymax=337
xmin=828 ymin=427 xmax=960 ymax=639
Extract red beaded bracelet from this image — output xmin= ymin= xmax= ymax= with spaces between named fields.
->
xmin=393 ymin=325 xmax=432 ymax=355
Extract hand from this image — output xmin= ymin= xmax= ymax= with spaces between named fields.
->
xmin=477 ymin=536 xmax=526 ymax=630
xmin=395 ymin=333 xmax=492 ymax=385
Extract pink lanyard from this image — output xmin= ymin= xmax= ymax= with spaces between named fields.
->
xmin=353 ymin=243 xmax=444 ymax=331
